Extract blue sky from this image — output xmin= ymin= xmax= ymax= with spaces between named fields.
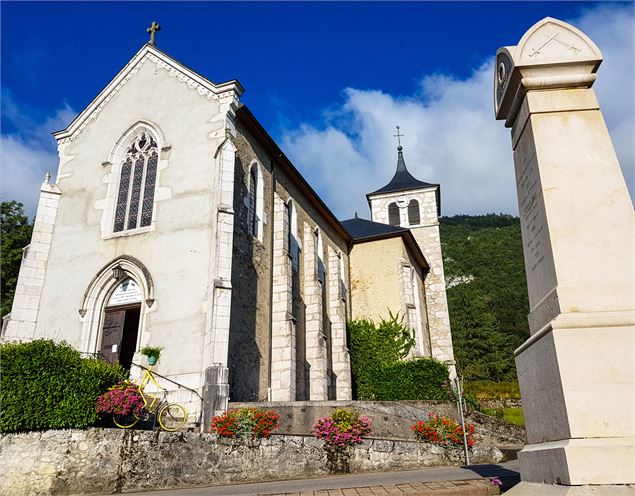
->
xmin=2 ymin=2 xmax=634 ymax=218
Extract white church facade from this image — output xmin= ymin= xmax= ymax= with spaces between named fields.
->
xmin=3 ymin=37 xmax=454 ymax=426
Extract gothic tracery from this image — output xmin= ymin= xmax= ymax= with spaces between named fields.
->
xmin=114 ymin=132 xmax=159 ymax=232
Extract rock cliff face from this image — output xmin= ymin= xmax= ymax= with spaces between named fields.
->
xmin=0 ymin=428 xmax=504 ymax=496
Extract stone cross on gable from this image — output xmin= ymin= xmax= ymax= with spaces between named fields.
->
xmin=147 ymin=21 xmax=161 ymax=46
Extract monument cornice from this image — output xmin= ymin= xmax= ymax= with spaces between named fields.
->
xmin=514 ymin=310 xmax=635 ymax=356
xmin=494 ymin=17 xmax=603 ymax=127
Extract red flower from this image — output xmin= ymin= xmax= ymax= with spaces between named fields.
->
xmin=411 ymin=415 xmax=475 ymax=449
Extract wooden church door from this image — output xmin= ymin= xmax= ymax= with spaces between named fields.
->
xmin=101 ymin=308 xmax=126 ymax=363
xmin=99 ymin=279 xmax=142 ymax=369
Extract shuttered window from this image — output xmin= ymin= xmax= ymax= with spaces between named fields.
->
xmin=388 ymin=202 xmax=400 ymax=226
xmin=408 ymin=199 xmax=420 ymax=225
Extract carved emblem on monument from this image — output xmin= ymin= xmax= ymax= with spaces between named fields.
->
xmin=494 ymin=17 xmax=602 ymax=123
xmin=518 ymin=19 xmax=595 ymax=63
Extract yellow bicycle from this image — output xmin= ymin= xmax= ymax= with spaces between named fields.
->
xmin=113 ymin=366 xmax=188 ymax=432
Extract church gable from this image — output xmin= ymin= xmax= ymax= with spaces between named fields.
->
xmin=53 ymin=44 xmax=244 ymax=145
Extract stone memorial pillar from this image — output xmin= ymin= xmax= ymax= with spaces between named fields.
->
xmin=494 ymin=18 xmax=635 ymax=492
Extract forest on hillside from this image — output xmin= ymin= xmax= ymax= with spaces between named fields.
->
xmin=439 ymin=214 xmax=529 ymax=382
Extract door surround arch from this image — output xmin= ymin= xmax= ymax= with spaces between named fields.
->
xmin=79 ymin=256 xmax=154 ymax=356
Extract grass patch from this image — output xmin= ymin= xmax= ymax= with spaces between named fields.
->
xmin=464 ymin=380 xmax=521 ymax=399
xmin=503 ymin=407 xmax=525 ymax=427
xmin=482 ymin=407 xmax=525 ymax=427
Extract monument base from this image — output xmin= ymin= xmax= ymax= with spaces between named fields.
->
xmin=518 ymin=438 xmax=635 ymax=486
xmin=515 ymin=312 xmax=635 ymax=485
xmin=506 ymin=482 xmax=635 ymax=495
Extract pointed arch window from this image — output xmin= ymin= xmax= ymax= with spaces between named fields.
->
xmin=388 ymin=202 xmax=400 ymax=227
xmin=114 ymin=132 xmax=159 ymax=232
xmin=316 ymin=228 xmax=326 ymax=283
xmin=248 ymin=167 xmax=258 ymax=237
xmin=287 ymin=199 xmax=299 ymax=269
xmin=408 ymin=199 xmax=420 ymax=225
xmin=247 ymin=161 xmax=265 ymax=241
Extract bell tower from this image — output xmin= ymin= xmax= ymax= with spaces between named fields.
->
xmin=366 ymin=141 xmax=455 ymax=373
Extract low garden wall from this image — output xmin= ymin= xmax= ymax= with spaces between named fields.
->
xmin=0 ymin=428 xmax=504 ymax=496
xmin=230 ymin=400 xmax=526 ymax=447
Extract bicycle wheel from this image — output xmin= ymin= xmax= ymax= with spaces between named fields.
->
xmin=158 ymin=403 xmax=187 ymax=432
xmin=113 ymin=412 xmax=140 ymax=429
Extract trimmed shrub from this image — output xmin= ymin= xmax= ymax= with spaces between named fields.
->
xmin=0 ymin=339 xmax=127 ymax=432
xmin=347 ymin=315 xmax=450 ymax=400
xmin=373 ymin=358 xmax=451 ymax=401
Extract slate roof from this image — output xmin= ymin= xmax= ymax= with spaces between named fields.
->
xmin=340 ymin=216 xmax=407 ymax=240
xmin=340 ymin=215 xmax=429 ymax=269
xmin=367 ymin=146 xmax=438 ymax=197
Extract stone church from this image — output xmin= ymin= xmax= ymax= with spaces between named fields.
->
xmin=3 ymin=31 xmax=454 ymax=423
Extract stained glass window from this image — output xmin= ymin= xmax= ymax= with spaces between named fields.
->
xmin=140 ymin=152 xmax=158 ymax=227
xmin=112 ymin=132 xmax=158 ymax=233
xmin=114 ymin=159 xmax=132 ymax=232
xmin=127 ymin=157 xmax=144 ymax=230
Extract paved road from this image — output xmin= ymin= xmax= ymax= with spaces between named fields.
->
xmin=126 ymin=460 xmax=519 ymax=495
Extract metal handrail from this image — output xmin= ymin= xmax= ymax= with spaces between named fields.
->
xmin=131 ymin=361 xmax=203 ymax=402
xmin=131 ymin=361 xmax=204 ymax=427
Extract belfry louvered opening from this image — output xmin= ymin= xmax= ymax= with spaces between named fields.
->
xmin=388 ymin=202 xmax=400 ymax=226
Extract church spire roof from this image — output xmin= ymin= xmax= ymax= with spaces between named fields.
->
xmin=367 ymin=141 xmax=438 ymax=197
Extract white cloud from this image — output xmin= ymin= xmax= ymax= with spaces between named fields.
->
xmin=281 ymin=5 xmax=634 ymax=219
xmin=0 ymin=97 xmax=76 ymax=219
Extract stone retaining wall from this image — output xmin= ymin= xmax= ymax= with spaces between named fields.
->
xmin=230 ymin=400 xmax=526 ymax=446
xmin=0 ymin=428 xmax=503 ymax=496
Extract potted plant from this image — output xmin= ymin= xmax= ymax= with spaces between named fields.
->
xmin=140 ymin=346 xmax=163 ymax=366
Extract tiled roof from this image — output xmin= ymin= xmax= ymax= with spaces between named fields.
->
xmin=340 ymin=215 xmax=407 ymax=240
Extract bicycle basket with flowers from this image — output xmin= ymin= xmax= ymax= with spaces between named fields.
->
xmin=96 ymin=380 xmax=145 ymax=417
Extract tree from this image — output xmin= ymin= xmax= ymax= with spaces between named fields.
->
xmin=440 ymin=214 xmax=529 ymax=381
xmin=1 ymin=201 xmax=33 ymax=317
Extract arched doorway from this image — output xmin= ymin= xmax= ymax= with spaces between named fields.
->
xmin=79 ymin=256 xmax=154 ymax=367
xmin=100 ymin=278 xmax=142 ymax=369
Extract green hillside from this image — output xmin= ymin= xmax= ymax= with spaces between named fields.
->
xmin=439 ymin=214 xmax=529 ymax=382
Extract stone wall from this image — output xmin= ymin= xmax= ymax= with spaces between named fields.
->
xmin=228 ymin=121 xmax=274 ymax=402
xmin=0 ymin=428 xmax=503 ymax=496
xmin=229 ymin=118 xmax=352 ymax=403
xmin=230 ymin=400 xmax=526 ymax=447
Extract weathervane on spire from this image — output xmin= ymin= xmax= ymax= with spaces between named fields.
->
xmin=393 ymin=125 xmax=404 ymax=151
xmin=147 ymin=21 xmax=161 ymax=46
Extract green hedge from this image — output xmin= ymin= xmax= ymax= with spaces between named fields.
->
xmin=372 ymin=359 xmax=451 ymax=401
xmin=347 ymin=316 xmax=450 ymax=400
xmin=1 ymin=339 xmax=127 ymax=432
